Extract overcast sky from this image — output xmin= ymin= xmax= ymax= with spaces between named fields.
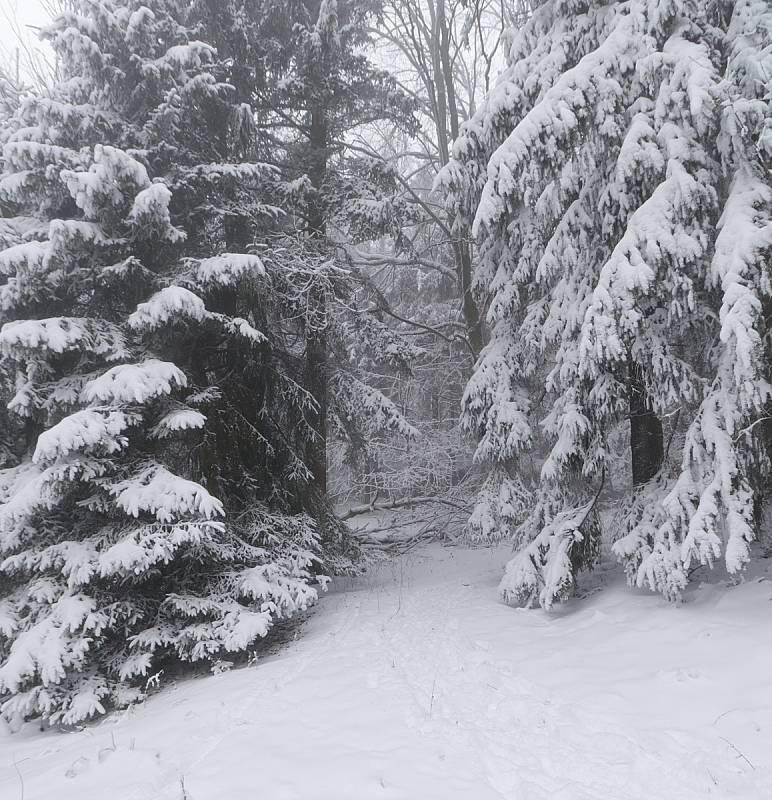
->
xmin=0 ymin=0 xmax=52 ymax=81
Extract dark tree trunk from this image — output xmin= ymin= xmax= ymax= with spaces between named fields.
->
xmin=307 ymin=107 xmax=327 ymax=236
xmin=454 ymin=238 xmax=483 ymax=356
xmin=761 ymin=299 xmax=772 ymax=502
xmin=628 ymin=359 xmax=664 ymax=485
xmin=305 ymin=106 xmax=328 ymax=495
xmin=760 ymin=405 xmax=772 ymax=515
xmin=304 ymin=327 xmax=328 ymax=494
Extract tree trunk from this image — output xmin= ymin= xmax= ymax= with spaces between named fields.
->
xmin=628 ymin=359 xmax=663 ymax=485
xmin=305 ymin=105 xmax=328 ymax=495
xmin=454 ymin=238 xmax=483 ymax=355
xmin=761 ymin=299 xmax=772 ymax=500
xmin=305 ymin=328 xmax=328 ymax=494
xmin=436 ymin=1 xmax=483 ymax=356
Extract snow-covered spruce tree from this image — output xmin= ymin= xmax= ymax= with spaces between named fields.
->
xmin=440 ymin=0 xmax=772 ymax=607
xmin=0 ymin=65 xmax=26 ymax=468
xmin=0 ymin=1 xmax=332 ymax=725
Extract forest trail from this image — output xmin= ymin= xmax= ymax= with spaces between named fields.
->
xmin=2 ymin=542 xmax=771 ymax=800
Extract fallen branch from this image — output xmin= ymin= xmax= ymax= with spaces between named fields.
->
xmin=339 ymin=495 xmax=470 ymax=520
xmin=361 ymin=529 xmax=436 ymax=551
xmin=349 ymin=513 xmax=438 ymax=538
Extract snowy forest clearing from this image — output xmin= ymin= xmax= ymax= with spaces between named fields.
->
xmin=2 ymin=542 xmax=771 ymax=800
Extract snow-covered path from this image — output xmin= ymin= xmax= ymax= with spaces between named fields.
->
xmin=2 ymin=543 xmax=771 ymax=799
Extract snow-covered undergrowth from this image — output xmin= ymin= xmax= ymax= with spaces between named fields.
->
xmin=1 ymin=542 xmax=770 ymax=799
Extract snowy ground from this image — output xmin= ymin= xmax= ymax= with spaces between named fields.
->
xmin=2 ymin=542 xmax=771 ymax=800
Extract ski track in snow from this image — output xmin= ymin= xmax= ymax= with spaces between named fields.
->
xmin=1 ymin=543 xmax=771 ymax=799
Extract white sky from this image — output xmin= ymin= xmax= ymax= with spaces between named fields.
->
xmin=0 ymin=0 xmax=52 ymax=82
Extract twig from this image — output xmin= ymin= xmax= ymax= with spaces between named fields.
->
xmin=734 ymin=416 xmax=771 ymax=443
xmin=719 ymin=736 xmax=755 ymax=770
xmin=712 ymin=708 xmax=739 ymax=726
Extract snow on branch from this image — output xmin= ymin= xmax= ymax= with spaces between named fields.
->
xmin=110 ymin=464 xmax=224 ymax=522
xmin=711 ymin=169 xmax=772 ymax=404
xmin=150 ymin=409 xmax=206 ymax=439
xmin=129 ymin=286 xmax=207 ymax=331
xmin=473 ymin=20 xmax=641 ymax=236
xmin=500 ymin=478 xmax=603 ymax=610
xmin=82 ymin=360 xmax=187 ymax=405
xmin=0 ymin=240 xmax=46 ymax=276
xmin=33 ymin=409 xmax=134 ymax=464
xmin=195 ymin=253 xmax=265 ymax=286
xmin=60 ymin=144 xmax=149 ymax=218
xmin=127 ymin=183 xmax=185 ymax=242
xmin=0 ymin=317 xmax=127 ymax=359
xmin=0 ymin=592 xmax=106 ymax=697
xmin=97 ymin=521 xmax=217 ymax=578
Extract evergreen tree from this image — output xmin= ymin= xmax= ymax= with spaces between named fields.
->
xmin=440 ymin=0 xmax=771 ymax=607
xmin=0 ymin=63 xmax=26 ymax=468
xmin=0 ymin=0 xmax=338 ymax=725
xmin=208 ymin=0 xmax=420 ymax=496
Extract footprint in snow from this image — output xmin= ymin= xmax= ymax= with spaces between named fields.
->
xmin=65 ymin=756 xmax=90 ymax=778
xmin=657 ymin=667 xmax=706 ymax=684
